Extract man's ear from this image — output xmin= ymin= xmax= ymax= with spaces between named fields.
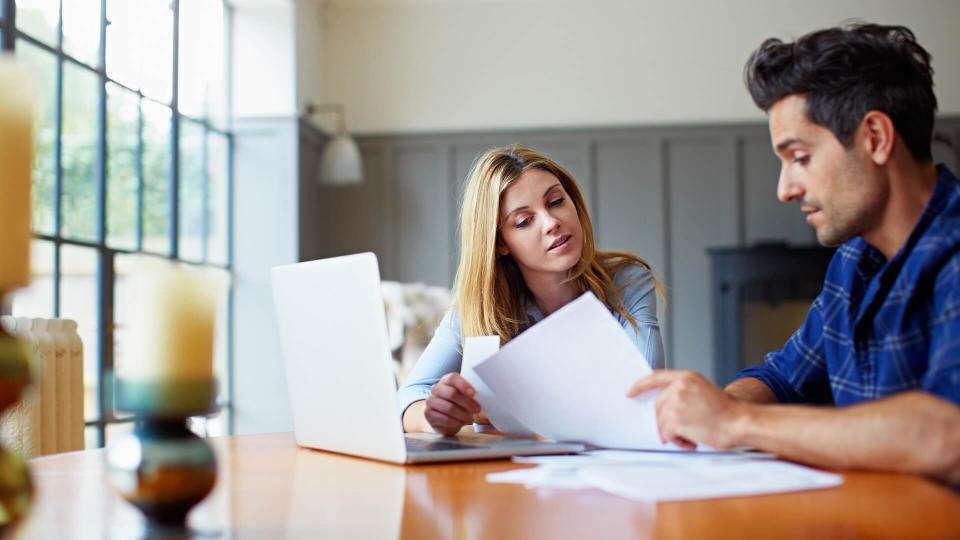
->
xmin=859 ymin=110 xmax=895 ymax=166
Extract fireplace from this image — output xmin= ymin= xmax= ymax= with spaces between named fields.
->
xmin=709 ymin=244 xmax=835 ymax=385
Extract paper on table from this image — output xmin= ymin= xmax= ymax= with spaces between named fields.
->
xmin=512 ymin=449 xmax=775 ymax=467
xmin=461 ymin=336 xmax=536 ymax=437
xmin=474 ymin=292 xmax=671 ymax=450
xmin=577 ymin=460 xmax=843 ymax=502
xmin=486 ymin=467 xmax=588 ymax=489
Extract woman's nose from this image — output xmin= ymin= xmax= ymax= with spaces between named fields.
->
xmin=542 ymin=211 xmax=561 ymax=234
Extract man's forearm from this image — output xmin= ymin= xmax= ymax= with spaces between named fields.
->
xmin=730 ymin=391 xmax=960 ymax=483
xmin=724 ymin=376 xmax=778 ymax=404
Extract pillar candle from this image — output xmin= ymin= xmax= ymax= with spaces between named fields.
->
xmin=0 ymin=57 xmax=34 ymax=291
xmin=119 ymin=261 xmax=221 ymax=382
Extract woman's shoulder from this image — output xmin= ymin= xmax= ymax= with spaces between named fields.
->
xmin=612 ymin=263 xmax=654 ymax=288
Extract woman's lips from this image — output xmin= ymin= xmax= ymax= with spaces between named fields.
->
xmin=548 ymin=235 xmax=571 ymax=252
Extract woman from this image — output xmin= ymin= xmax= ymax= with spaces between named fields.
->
xmin=398 ymin=144 xmax=665 ymax=435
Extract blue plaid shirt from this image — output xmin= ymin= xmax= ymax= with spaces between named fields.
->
xmin=733 ymin=165 xmax=960 ymax=407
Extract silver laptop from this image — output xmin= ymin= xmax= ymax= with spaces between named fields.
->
xmin=270 ymin=252 xmax=584 ymax=464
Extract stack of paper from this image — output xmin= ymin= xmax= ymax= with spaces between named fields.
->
xmin=487 ymin=451 xmax=843 ymax=501
xmin=467 ymin=292 xmax=668 ymax=449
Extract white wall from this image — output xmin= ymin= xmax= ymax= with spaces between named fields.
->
xmin=316 ymin=0 xmax=960 ymax=134
xmin=232 ymin=1 xmax=299 ymax=434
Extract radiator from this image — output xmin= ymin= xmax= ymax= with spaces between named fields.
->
xmin=0 ymin=316 xmax=85 ymax=456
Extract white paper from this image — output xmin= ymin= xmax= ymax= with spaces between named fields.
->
xmin=473 ymin=293 xmax=670 ymax=450
xmin=486 ymin=466 xmax=589 ymax=489
xmin=577 ymin=460 xmax=842 ymax=502
xmin=512 ymin=449 xmax=775 ymax=467
xmin=461 ymin=336 xmax=537 ymax=437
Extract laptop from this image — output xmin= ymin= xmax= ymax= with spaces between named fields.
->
xmin=270 ymin=252 xmax=584 ymax=464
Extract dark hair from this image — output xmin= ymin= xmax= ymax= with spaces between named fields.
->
xmin=744 ymin=23 xmax=937 ymax=161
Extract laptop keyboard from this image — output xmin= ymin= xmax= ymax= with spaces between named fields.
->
xmin=404 ymin=438 xmax=485 ymax=452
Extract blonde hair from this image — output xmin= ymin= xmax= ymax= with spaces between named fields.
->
xmin=452 ymin=144 xmax=665 ymax=344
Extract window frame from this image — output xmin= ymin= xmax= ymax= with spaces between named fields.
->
xmin=3 ymin=0 xmax=235 ymax=447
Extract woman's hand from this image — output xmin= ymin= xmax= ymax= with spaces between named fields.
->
xmin=425 ymin=373 xmax=482 ymax=436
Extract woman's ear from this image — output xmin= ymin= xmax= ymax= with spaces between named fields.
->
xmin=496 ymin=239 xmax=510 ymax=256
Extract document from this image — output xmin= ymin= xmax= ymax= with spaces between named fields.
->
xmin=486 ymin=458 xmax=843 ymax=501
xmin=461 ymin=336 xmax=537 ymax=437
xmin=473 ymin=292 xmax=670 ymax=450
xmin=577 ymin=460 xmax=843 ymax=501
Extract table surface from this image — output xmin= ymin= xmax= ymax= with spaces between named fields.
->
xmin=15 ymin=432 xmax=960 ymax=539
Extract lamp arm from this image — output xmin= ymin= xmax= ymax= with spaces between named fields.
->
xmin=304 ymin=102 xmax=346 ymax=133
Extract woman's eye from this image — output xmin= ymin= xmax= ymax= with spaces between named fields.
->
xmin=548 ymin=197 xmax=565 ymax=208
xmin=515 ymin=217 xmax=531 ymax=229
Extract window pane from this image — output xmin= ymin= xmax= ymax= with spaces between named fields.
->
xmin=208 ymin=133 xmax=229 ymax=265
xmin=62 ymin=0 xmax=101 ymax=67
xmin=178 ymin=0 xmax=226 ymax=124
xmin=14 ymin=0 xmax=58 ymax=47
xmin=15 ymin=38 xmax=57 ymax=236
xmin=84 ymin=425 xmax=98 ymax=450
xmin=59 ymin=244 xmax=100 ymax=423
xmin=9 ymin=239 xmax=55 ymax=318
xmin=61 ymin=62 xmax=100 ymax=242
xmin=105 ymin=0 xmax=140 ymax=90
xmin=178 ymin=120 xmax=204 ymax=262
xmin=106 ymin=83 xmax=138 ymax=250
xmin=142 ymin=100 xmax=170 ymax=255
xmin=138 ymin=1 xmax=172 ymax=104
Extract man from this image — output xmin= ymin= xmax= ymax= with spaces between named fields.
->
xmin=628 ymin=23 xmax=960 ymax=484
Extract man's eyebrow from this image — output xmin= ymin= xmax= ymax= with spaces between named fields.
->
xmin=775 ymin=137 xmax=806 ymax=152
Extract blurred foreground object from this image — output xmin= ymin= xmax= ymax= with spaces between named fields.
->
xmin=107 ymin=261 xmax=225 ymax=535
xmin=0 ymin=55 xmax=36 ymax=530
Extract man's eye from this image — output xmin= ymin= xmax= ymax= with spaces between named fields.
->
xmin=792 ymin=155 xmax=810 ymax=165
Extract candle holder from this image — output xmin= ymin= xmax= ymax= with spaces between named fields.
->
xmin=0 ymin=308 xmax=34 ymax=532
xmin=106 ymin=377 xmax=219 ymax=536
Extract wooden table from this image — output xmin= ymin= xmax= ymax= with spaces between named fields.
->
xmin=16 ymin=432 xmax=960 ymax=539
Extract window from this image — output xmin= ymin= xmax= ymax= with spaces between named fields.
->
xmin=4 ymin=0 xmax=234 ymax=448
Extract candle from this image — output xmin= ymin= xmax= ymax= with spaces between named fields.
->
xmin=120 ymin=260 xmax=223 ymax=383
xmin=0 ymin=57 xmax=34 ymax=291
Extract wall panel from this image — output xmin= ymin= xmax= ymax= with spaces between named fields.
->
xmin=667 ymin=137 xmax=739 ymax=380
xmin=299 ymin=118 xmax=960 ymax=382
xmin=392 ymin=144 xmax=451 ymax=286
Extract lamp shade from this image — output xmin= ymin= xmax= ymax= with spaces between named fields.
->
xmin=319 ymin=133 xmax=364 ymax=185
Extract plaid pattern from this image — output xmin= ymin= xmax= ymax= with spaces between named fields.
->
xmin=734 ymin=165 xmax=960 ymax=407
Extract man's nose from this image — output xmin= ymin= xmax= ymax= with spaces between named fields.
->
xmin=777 ymin=167 xmax=803 ymax=203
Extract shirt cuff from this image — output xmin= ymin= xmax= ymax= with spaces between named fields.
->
xmin=396 ymin=386 xmax=432 ymax=420
xmin=730 ymin=364 xmax=803 ymax=404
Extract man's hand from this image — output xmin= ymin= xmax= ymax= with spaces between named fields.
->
xmin=424 ymin=373 xmax=482 ymax=436
xmin=626 ymin=370 xmax=748 ymax=450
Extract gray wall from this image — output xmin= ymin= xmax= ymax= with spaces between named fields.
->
xmin=300 ymin=120 xmax=960 ymax=383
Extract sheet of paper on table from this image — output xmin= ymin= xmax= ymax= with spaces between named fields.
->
xmin=460 ymin=335 xmax=536 ymax=437
xmin=487 ymin=457 xmax=843 ymax=501
xmin=578 ymin=460 xmax=843 ymax=501
xmin=473 ymin=292 xmax=676 ymax=450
